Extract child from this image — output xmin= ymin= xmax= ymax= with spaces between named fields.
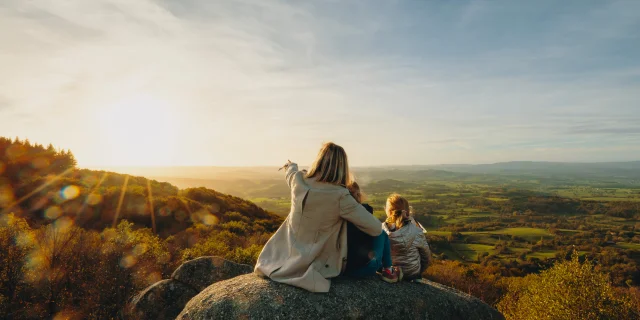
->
xmin=345 ymin=182 xmax=402 ymax=283
xmin=382 ymin=193 xmax=431 ymax=281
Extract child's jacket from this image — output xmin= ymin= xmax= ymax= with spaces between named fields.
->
xmin=382 ymin=218 xmax=431 ymax=280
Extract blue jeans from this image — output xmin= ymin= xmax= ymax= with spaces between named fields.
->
xmin=346 ymin=232 xmax=392 ymax=277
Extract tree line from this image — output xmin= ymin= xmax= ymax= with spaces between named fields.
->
xmin=0 ymin=137 xmax=282 ymax=318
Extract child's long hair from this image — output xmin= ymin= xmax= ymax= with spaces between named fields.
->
xmin=385 ymin=193 xmax=410 ymax=229
xmin=348 ymin=181 xmax=364 ymax=203
xmin=306 ymin=142 xmax=351 ymax=187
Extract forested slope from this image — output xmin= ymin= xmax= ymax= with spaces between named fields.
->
xmin=0 ymin=137 xmax=282 ymax=318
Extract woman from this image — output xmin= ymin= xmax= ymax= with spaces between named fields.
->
xmin=382 ymin=194 xmax=431 ymax=281
xmin=254 ymin=142 xmax=382 ymax=292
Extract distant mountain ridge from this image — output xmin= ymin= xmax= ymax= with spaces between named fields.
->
xmin=378 ymin=160 xmax=640 ymax=170
xmin=426 ymin=161 xmax=640 ymax=178
xmin=98 ymin=161 xmax=640 ymax=180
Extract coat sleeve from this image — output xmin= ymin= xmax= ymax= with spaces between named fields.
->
xmin=339 ymin=193 xmax=382 ymax=236
xmin=416 ymin=233 xmax=431 ymax=274
xmin=284 ymin=163 xmax=303 ymax=189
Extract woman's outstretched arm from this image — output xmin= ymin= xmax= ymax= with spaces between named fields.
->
xmin=283 ymin=161 xmax=302 ymax=189
xmin=339 ymin=193 xmax=382 ymax=236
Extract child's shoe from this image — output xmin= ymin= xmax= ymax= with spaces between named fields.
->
xmin=379 ymin=266 xmax=403 ymax=283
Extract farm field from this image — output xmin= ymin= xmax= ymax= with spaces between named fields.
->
xmin=141 ymin=163 xmax=640 ymax=304
xmin=617 ymin=242 xmax=640 ymax=250
xmin=244 ymin=173 xmax=640 ymax=266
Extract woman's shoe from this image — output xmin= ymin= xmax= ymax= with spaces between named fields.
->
xmin=379 ymin=266 xmax=403 ymax=283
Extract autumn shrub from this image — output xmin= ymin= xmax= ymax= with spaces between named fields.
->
xmin=228 ymin=244 xmax=263 ymax=265
xmin=0 ymin=214 xmax=35 ymax=319
xmin=225 ymin=211 xmax=250 ymax=223
xmin=497 ymin=253 xmax=638 ymax=320
xmin=222 ymin=220 xmax=250 ymax=234
xmin=424 ymin=260 xmax=506 ymax=306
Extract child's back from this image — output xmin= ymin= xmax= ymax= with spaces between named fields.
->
xmin=382 ymin=194 xmax=431 ymax=280
xmin=382 ymin=220 xmax=430 ymax=280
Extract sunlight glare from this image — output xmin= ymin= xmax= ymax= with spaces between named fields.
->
xmin=96 ymin=93 xmax=180 ymax=166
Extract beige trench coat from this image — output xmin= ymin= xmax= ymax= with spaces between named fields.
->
xmin=254 ymin=163 xmax=382 ymax=292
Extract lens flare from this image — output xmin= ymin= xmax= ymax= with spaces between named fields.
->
xmin=87 ymin=193 xmax=103 ymax=205
xmin=132 ymin=243 xmax=148 ymax=256
xmin=61 ymin=185 xmax=80 ymax=200
xmin=112 ymin=175 xmax=129 ymax=228
xmin=0 ymin=185 xmax=15 ymax=207
xmin=54 ymin=217 xmax=74 ymax=232
xmin=1 ymin=167 xmax=73 ymax=215
xmin=146 ymin=272 xmax=162 ymax=285
xmin=203 ymin=214 xmax=219 ymax=226
xmin=31 ymin=157 xmax=50 ymax=169
xmin=192 ymin=208 xmax=219 ymax=226
xmin=5 ymin=144 xmax=26 ymax=160
xmin=45 ymin=206 xmax=63 ymax=220
xmin=147 ymin=180 xmax=156 ymax=234
xmin=120 ymin=255 xmax=137 ymax=268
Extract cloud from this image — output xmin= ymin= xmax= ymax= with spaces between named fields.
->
xmin=567 ymin=126 xmax=640 ymax=135
xmin=0 ymin=0 xmax=639 ymax=165
xmin=0 ymin=95 xmax=10 ymax=111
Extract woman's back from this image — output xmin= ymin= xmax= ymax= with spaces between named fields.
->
xmin=255 ymin=163 xmax=381 ymax=292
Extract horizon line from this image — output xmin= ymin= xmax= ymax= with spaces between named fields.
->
xmin=81 ymin=159 xmax=640 ymax=170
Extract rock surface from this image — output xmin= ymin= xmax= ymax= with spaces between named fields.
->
xmin=177 ymin=274 xmax=504 ymax=320
xmin=172 ymin=256 xmax=254 ymax=292
xmin=125 ymin=256 xmax=254 ymax=320
xmin=126 ymin=279 xmax=198 ymax=320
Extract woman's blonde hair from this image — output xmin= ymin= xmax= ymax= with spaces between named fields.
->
xmin=306 ymin=142 xmax=352 ymax=187
xmin=385 ymin=193 xmax=410 ymax=229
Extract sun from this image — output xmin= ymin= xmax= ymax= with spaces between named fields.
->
xmin=95 ymin=94 xmax=181 ymax=166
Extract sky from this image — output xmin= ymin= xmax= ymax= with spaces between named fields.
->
xmin=1 ymin=0 xmax=639 ymax=167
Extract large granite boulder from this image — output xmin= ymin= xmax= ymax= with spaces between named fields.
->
xmin=177 ymin=274 xmax=504 ymax=320
xmin=126 ymin=279 xmax=198 ymax=320
xmin=124 ymin=256 xmax=254 ymax=320
xmin=172 ymin=256 xmax=254 ymax=292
